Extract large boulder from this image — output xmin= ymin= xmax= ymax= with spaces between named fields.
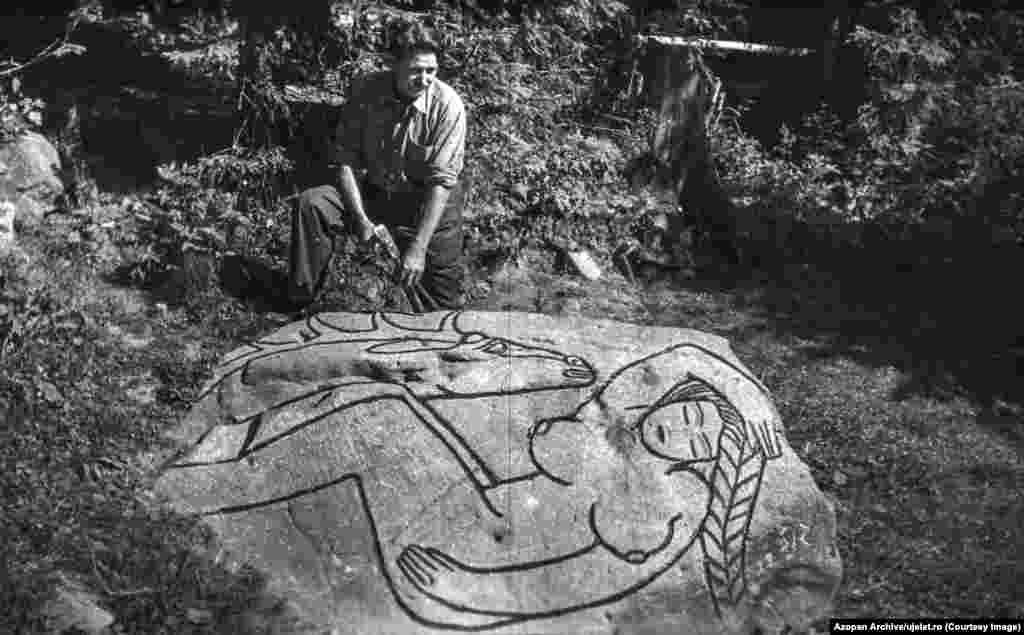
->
xmin=0 ymin=131 xmax=64 ymax=224
xmin=157 ymin=311 xmax=841 ymax=634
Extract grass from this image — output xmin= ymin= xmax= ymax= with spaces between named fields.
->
xmin=2 ymin=5 xmax=1022 ymax=633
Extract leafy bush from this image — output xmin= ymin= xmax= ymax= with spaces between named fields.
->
xmin=640 ymin=0 xmax=751 ymax=40
xmin=0 ymin=78 xmax=45 ymax=142
xmin=116 ymin=147 xmax=294 ymax=286
xmin=707 ymin=7 xmax=1023 ymax=255
xmin=842 ymin=8 xmax=1023 ymax=242
xmin=185 ymin=145 xmax=295 ymax=209
xmin=0 ymin=239 xmax=92 ymax=364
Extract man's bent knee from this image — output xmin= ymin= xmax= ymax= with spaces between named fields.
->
xmin=298 ymin=185 xmax=339 ymax=210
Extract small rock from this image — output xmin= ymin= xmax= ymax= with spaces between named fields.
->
xmin=121 ymin=333 xmax=153 ymax=349
xmin=844 ymin=465 xmax=869 ymax=481
xmin=40 ymin=573 xmax=115 ymax=634
xmin=186 ymin=607 xmax=213 ymax=624
xmin=127 ymin=381 xmax=159 ymax=406
xmin=182 ymin=341 xmax=203 ymax=362
xmin=992 ymin=399 xmax=1022 ymax=418
xmin=559 ymin=298 xmax=582 ymax=315
xmin=832 ymin=470 xmax=848 ymax=487
xmin=53 ymin=310 xmax=90 ymax=333
xmin=38 ymin=380 xmax=63 ymax=405
xmin=566 ymin=250 xmax=602 ymax=280
xmin=509 ymin=183 xmax=530 ymax=203
xmin=0 ymin=200 xmax=15 ymax=248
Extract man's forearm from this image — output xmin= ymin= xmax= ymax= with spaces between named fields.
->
xmin=337 ymin=165 xmax=373 ymax=232
xmin=413 ymin=185 xmax=451 ymax=248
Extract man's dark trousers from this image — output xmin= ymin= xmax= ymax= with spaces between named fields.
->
xmin=288 ymin=181 xmax=466 ymax=309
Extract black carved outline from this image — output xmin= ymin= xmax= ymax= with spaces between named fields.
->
xmin=371 ymin=364 xmax=781 ymax=627
xmin=171 ymin=338 xmax=783 ymax=631
xmin=176 ymin=384 xmax=505 ymax=518
xmin=198 ymin=311 xmax=596 ymax=404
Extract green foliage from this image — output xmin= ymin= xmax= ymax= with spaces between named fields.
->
xmin=841 ymin=7 xmax=1023 ymax=240
xmin=0 ymin=78 xmax=45 ymax=142
xmin=0 ymin=251 xmax=57 ymax=361
xmin=162 ymin=40 xmax=239 ymax=82
xmin=465 ymin=119 xmax=679 ymax=266
xmin=715 ymin=118 xmax=842 ymax=224
xmin=641 ymin=0 xmax=752 ymax=39
xmin=707 ymin=6 xmax=1024 ymax=252
xmin=184 ymin=145 xmax=295 ymax=209
xmin=851 ymin=9 xmax=955 ymax=82
xmin=117 ymin=148 xmax=294 ymax=286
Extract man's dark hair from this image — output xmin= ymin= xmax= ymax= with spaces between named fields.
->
xmin=387 ymin=19 xmax=442 ymax=61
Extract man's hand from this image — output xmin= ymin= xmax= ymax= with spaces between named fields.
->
xmin=400 ymin=241 xmax=428 ymax=289
xmin=357 ymin=218 xmax=375 ymax=243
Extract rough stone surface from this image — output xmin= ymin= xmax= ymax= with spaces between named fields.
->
xmin=0 ymin=131 xmax=64 ymax=223
xmin=157 ymin=311 xmax=841 ymax=635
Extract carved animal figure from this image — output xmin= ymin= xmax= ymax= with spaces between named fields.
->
xmin=202 ymin=310 xmax=595 ymax=414
xmin=177 ymin=310 xmax=595 ymax=465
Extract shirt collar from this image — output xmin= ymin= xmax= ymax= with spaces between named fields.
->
xmin=410 ymin=87 xmax=429 ymax=114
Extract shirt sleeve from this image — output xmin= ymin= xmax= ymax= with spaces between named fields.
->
xmin=334 ymin=80 xmax=366 ymax=171
xmin=423 ymin=93 xmax=466 ymax=188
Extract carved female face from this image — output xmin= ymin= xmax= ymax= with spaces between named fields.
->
xmin=637 ymin=400 xmax=723 ymax=464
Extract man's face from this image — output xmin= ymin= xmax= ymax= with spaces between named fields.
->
xmin=394 ymin=52 xmax=438 ymax=101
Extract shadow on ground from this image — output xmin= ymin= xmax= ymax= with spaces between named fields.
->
xmin=656 ymin=221 xmax=1024 ymax=447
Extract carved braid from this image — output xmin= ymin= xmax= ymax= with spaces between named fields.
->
xmin=699 ymin=424 xmax=767 ymax=615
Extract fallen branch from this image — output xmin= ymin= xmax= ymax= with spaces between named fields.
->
xmin=637 ymin=35 xmax=815 ymax=57
xmin=569 ymin=123 xmax=632 ymax=136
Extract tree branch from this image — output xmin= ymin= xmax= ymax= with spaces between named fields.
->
xmin=637 ymin=35 xmax=815 ymax=57
xmin=0 ymin=14 xmax=85 ymax=79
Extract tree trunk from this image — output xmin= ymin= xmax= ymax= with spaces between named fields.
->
xmin=231 ymin=0 xmax=331 ymax=149
xmin=821 ymin=0 xmax=851 ymax=85
xmin=648 ymin=45 xmax=709 ymax=197
xmin=645 ymin=44 xmax=741 ymax=266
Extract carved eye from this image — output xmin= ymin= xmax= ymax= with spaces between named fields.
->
xmin=462 ymin=332 xmax=487 ymax=345
xmin=483 ymin=340 xmax=510 ymax=356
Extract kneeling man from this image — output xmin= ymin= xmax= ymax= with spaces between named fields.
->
xmin=289 ymin=19 xmax=467 ymax=310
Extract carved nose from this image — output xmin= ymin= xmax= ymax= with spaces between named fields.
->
xmin=562 ymin=356 xmax=594 ymax=382
xmin=563 ymin=367 xmax=594 ymax=381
